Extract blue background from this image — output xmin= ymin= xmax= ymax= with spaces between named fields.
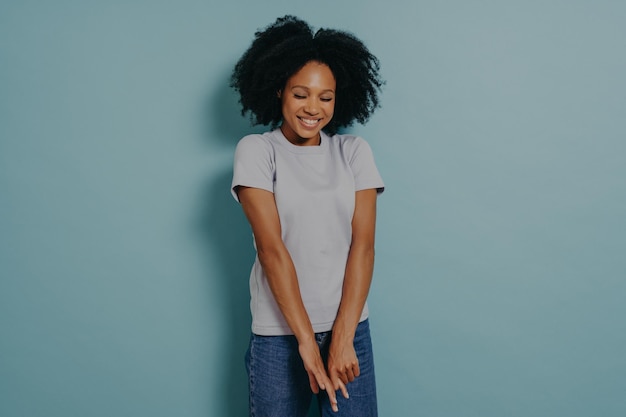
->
xmin=1 ymin=1 xmax=625 ymax=416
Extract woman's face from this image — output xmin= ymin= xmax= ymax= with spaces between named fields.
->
xmin=280 ymin=61 xmax=336 ymax=146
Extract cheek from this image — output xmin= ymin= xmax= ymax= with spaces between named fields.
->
xmin=325 ymin=102 xmax=335 ymax=117
xmin=282 ymin=99 xmax=299 ymax=115
xmin=280 ymin=100 xmax=291 ymax=119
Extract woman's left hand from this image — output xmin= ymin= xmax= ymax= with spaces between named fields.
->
xmin=327 ymin=188 xmax=377 ymax=399
xmin=327 ymin=338 xmax=360 ymax=398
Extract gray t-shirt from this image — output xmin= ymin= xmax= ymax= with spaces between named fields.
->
xmin=232 ymin=128 xmax=384 ymax=335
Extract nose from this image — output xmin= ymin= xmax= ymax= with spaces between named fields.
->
xmin=303 ymin=98 xmax=319 ymax=115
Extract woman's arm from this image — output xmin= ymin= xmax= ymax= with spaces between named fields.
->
xmin=236 ymin=186 xmax=341 ymax=411
xmin=328 ymin=188 xmax=378 ymax=389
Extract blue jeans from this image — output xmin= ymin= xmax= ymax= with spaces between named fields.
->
xmin=245 ymin=319 xmax=377 ymax=417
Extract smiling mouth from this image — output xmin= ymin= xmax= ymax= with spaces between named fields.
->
xmin=298 ymin=116 xmax=322 ymax=127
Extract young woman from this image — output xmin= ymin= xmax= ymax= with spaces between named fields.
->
xmin=230 ymin=15 xmax=384 ymax=416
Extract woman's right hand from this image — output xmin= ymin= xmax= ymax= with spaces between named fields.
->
xmin=298 ymin=339 xmax=340 ymax=413
xmin=239 ymin=187 xmax=339 ymax=410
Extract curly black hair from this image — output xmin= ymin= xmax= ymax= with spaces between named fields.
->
xmin=230 ymin=15 xmax=384 ymax=135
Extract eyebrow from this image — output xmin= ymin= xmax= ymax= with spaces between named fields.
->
xmin=290 ymin=85 xmax=335 ymax=93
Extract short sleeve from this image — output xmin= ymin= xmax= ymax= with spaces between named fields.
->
xmin=348 ymin=137 xmax=385 ymax=194
xmin=231 ymin=135 xmax=275 ymax=202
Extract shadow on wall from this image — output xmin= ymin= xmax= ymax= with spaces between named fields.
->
xmin=197 ymin=69 xmax=256 ymax=417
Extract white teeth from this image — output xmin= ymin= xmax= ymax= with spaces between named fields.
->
xmin=299 ymin=117 xmax=319 ymax=126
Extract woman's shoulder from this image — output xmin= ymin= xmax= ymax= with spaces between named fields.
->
xmin=235 ymin=131 xmax=278 ymax=153
xmin=233 ymin=131 xmax=279 ymax=167
xmin=236 ymin=131 xmax=274 ymax=146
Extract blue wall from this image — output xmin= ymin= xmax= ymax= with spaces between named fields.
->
xmin=1 ymin=1 xmax=625 ymax=416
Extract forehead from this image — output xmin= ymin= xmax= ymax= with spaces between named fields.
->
xmin=287 ymin=61 xmax=336 ymax=89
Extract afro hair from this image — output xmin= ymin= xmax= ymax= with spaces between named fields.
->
xmin=230 ymin=15 xmax=384 ymax=135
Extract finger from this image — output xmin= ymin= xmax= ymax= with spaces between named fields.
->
xmin=334 ymin=368 xmax=348 ymax=385
xmin=329 ymin=369 xmax=349 ymax=400
xmin=330 ymin=368 xmax=348 ymax=387
xmin=322 ymin=375 xmax=339 ymax=412
xmin=353 ymin=362 xmax=361 ymax=378
xmin=345 ymin=367 xmax=355 ymax=382
xmin=337 ymin=378 xmax=349 ymax=399
xmin=307 ymin=371 xmax=320 ymax=394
